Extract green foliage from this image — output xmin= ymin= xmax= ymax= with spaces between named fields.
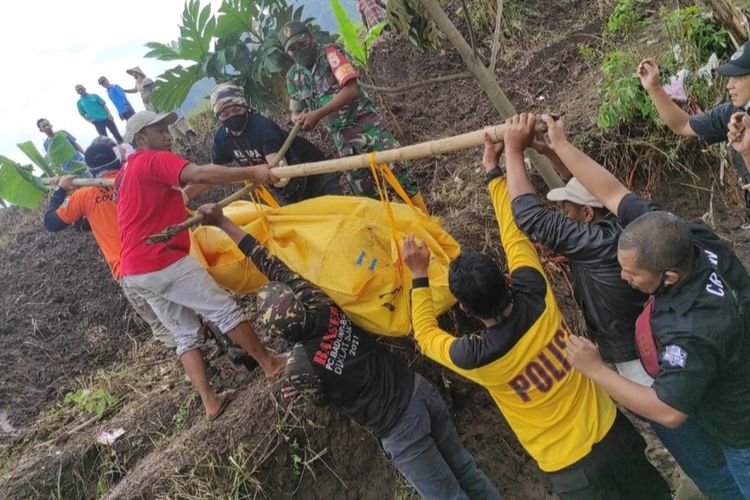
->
xmin=0 ymin=157 xmax=46 ymax=209
xmin=604 ymin=0 xmax=649 ymax=39
xmin=63 ymin=388 xmax=118 ymax=418
xmin=387 ymin=0 xmax=442 ymax=53
xmin=597 ymin=5 xmax=731 ymax=129
xmin=578 ymin=43 xmax=597 ymax=64
xmin=597 ymin=51 xmax=658 ymax=128
xmin=331 ymin=0 xmax=386 ymax=68
xmin=146 ymin=0 xmax=332 ymax=112
xmin=17 ymin=141 xmax=54 ymax=177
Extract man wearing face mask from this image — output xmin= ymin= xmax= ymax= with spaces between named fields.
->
xmin=198 ymin=83 xmax=342 ymax=205
xmin=279 ymin=21 xmax=428 ymax=213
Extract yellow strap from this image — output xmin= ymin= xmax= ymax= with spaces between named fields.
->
xmin=256 ymin=185 xmax=281 ymax=208
xmin=368 ymin=153 xmax=406 ymax=287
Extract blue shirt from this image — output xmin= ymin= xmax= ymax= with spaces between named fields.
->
xmin=43 ymin=131 xmax=84 ymax=172
xmin=106 ymin=85 xmax=132 ymax=115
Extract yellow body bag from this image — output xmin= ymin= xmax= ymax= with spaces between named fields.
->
xmin=189 ymin=195 xmax=460 ymax=336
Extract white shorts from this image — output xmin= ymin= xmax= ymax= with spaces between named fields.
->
xmin=120 ymin=256 xmax=244 ymax=356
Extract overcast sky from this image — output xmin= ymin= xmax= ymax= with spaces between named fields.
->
xmin=0 ymin=0 xmax=225 ymax=163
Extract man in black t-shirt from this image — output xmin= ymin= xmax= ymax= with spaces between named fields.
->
xmin=196 ymin=203 xmax=500 ymax=500
xmin=638 ymin=41 xmax=750 ymax=210
xmin=191 ymin=83 xmax=342 ymax=205
xmin=536 ymin=114 xmax=750 ymax=497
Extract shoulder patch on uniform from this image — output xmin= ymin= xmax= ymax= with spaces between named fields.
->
xmin=326 ymin=48 xmax=341 ymax=69
xmin=660 ymin=345 xmax=687 ymax=368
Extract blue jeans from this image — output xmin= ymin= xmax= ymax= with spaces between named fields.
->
xmin=380 ymin=375 xmax=501 ymax=500
xmin=722 ymin=446 xmax=750 ymax=498
xmin=652 ymin=418 xmax=745 ymax=499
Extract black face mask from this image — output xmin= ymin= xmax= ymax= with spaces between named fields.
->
xmin=223 ymin=111 xmax=248 ymax=133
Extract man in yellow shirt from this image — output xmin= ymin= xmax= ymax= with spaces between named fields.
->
xmin=402 ymin=117 xmax=670 ymax=498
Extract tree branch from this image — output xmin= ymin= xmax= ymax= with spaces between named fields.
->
xmin=490 ymin=0 xmax=504 ymax=73
xmin=361 ymin=71 xmax=473 ymax=93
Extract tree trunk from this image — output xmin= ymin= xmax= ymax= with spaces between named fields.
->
xmin=418 ymin=0 xmax=564 ymax=189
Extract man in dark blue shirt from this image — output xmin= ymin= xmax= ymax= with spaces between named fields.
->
xmin=206 ymin=83 xmax=342 ymax=205
xmin=98 ymin=77 xmax=135 ymax=121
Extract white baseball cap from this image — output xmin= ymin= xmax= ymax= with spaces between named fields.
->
xmin=546 ymin=178 xmax=604 ymax=208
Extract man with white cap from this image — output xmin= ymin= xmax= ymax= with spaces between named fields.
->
xmin=638 ymin=41 xmax=750 ymax=212
xmin=116 ymin=110 xmax=287 ymax=420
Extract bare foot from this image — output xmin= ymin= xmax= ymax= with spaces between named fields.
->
xmin=264 ymin=352 xmax=290 ymax=378
xmin=205 ymin=390 xmax=235 ymax=420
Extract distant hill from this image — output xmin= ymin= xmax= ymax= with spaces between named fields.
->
xmin=179 ymin=0 xmax=359 ymax=113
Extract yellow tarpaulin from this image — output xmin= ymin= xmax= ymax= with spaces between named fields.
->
xmin=189 ymin=195 xmax=460 ymax=336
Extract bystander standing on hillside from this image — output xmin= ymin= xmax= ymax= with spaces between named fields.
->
xmin=124 ymin=66 xmax=156 ymax=112
xmin=36 ymin=118 xmax=85 ymax=172
xmin=75 ymin=84 xmax=123 ymax=143
xmin=99 ymin=76 xmax=135 ymax=121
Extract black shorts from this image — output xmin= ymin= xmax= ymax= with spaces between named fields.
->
xmin=546 ymin=411 xmax=671 ymax=500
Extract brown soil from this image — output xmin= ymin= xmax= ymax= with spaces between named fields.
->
xmin=2 ymin=0 xmax=746 ymax=498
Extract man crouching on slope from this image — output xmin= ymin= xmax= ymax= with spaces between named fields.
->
xmin=115 ymin=111 xmax=287 ymax=420
xmin=196 ymin=203 xmax=501 ymax=500
xmin=401 ymin=117 xmax=671 ymax=499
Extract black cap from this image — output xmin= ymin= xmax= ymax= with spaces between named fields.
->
xmin=716 ymin=41 xmax=750 ymax=77
xmin=84 ymin=143 xmax=117 ymax=169
xmin=279 ymin=21 xmax=310 ymax=51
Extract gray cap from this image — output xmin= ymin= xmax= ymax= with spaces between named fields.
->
xmin=124 ymin=111 xmax=177 ymax=144
xmin=547 ymin=178 xmax=604 ymax=208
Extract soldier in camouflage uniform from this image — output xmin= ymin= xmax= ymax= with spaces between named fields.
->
xmin=280 ymin=21 xmax=429 ymax=214
xmin=197 ymin=203 xmax=500 ymax=499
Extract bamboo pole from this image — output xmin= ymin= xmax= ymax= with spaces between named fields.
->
xmin=148 ymin=120 xmax=551 ymax=244
xmin=39 ymin=178 xmax=115 ymax=187
xmin=270 ymin=121 xmax=548 ymax=179
xmin=147 ymin=123 xmax=302 ymax=245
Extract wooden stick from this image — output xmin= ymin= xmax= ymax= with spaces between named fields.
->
xmin=147 ymin=119 xmax=551 ymax=244
xmin=39 ymin=178 xmax=115 ymax=187
xmin=146 ymin=122 xmax=302 ymax=245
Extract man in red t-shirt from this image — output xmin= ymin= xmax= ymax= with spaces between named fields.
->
xmin=116 ymin=111 xmax=286 ymax=420
xmin=44 ymin=143 xmax=174 ymax=349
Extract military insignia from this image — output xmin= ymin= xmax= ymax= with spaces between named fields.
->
xmin=732 ymin=46 xmax=744 ymax=61
xmin=283 ymin=26 xmax=292 ymax=38
xmin=327 ymin=51 xmax=341 ymax=69
xmin=660 ymin=345 xmax=687 ymax=368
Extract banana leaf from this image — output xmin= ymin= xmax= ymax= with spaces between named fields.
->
xmin=0 ymin=157 xmax=47 ymax=209
xmin=17 ymin=141 xmax=54 ymax=177
xmin=47 ymin=133 xmax=77 ymax=168
xmin=331 ymin=0 xmax=366 ymax=66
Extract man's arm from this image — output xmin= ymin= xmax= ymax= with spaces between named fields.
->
xmin=567 ymin=335 xmax=688 ymax=427
xmin=179 ymin=162 xmax=277 ymax=186
xmin=296 ymin=80 xmax=358 ymax=131
xmin=543 ymin=115 xmax=631 ymax=216
xmin=43 ymin=177 xmax=91 ymax=232
xmin=638 ymin=58 xmax=696 ymax=137
xmin=77 ymin=101 xmax=90 ymax=122
xmin=198 ymin=204 xmax=329 ymax=307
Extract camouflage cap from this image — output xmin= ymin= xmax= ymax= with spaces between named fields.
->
xmin=256 ymin=282 xmax=306 ymax=340
xmin=210 ymin=83 xmax=248 ymax=115
xmin=279 ymin=20 xmax=310 ymax=51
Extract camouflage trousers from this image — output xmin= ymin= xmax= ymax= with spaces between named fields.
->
xmin=333 ymin=122 xmax=420 ymax=199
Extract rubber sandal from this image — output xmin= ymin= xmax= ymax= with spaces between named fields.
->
xmin=207 ymin=390 xmax=235 ymax=421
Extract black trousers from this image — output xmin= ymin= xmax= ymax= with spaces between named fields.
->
xmin=272 ymin=172 xmax=343 ymax=205
xmin=93 ymin=118 xmax=123 ymax=144
xmin=546 ymin=411 xmax=672 ymax=500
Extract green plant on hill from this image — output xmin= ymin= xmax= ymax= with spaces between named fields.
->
xmin=597 ymin=4 xmax=731 ymax=129
xmin=146 ymin=0 xmax=332 ymax=112
xmin=597 ymin=51 xmax=658 ymax=128
xmin=603 ymin=0 xmax=650 ymax=39
xmin=63 ymin=388 xmax=118 ymax=418
xmin=331 ymin=0 xmax=386 ymax=68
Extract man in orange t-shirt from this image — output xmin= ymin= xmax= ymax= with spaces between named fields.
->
xmin=44 ymin=143 xmax=174 ymax=348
